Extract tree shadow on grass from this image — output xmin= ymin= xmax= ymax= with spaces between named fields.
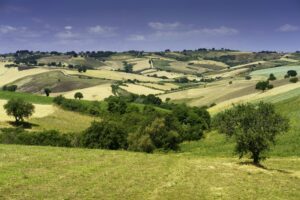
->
xmin=8 ymin=121 xmax=39 ymax=129
xmin=238 ymin=161 xmax=292 ymax=174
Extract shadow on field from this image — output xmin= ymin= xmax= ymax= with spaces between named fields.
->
xmin=238 ymin=161 xmax=292 ymax=174
xmin=8 ymin=121 xmax=39 ymax=129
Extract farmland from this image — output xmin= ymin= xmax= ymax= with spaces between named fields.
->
xmin=0 ymin=50 xmax=300 ymax=199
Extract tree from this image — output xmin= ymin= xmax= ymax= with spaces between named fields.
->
xmin=74 ymin=92 xmax=84 ymax=99
xmin=123 ymin=62 xmax=133 ymax=73
xmin=44 ymin=88 xmax=51 ymax=97
xmin=268 ymin=73 xmax=276 ymax=81
xmin=287 ymin=70 xmax=297 ymax=77
xmin=4 ymin=98 xmax=35 ymax=123
xmin=81 ymin=120 xmax=127 ymax=150
xmin=255 ymin=81 xmax=270 ymax=92
xmin=214 ymin=102 xmax=289 ymax=164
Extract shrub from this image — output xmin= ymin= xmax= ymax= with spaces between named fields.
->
xmin=255 ymin=81 xmax=270 ymax=92
xmin=74 ymin=92 xmax=84 ymax=99
xmin=287 ymin=70 xmax=297 ymax=77
xmin=290 ymin=77 xmax=299 ymax=83
xmin=44 ymin=88 xmax=51 ymax=97
xmin=81 ymin=120 xmax=127 ymax=150
xmin=0 ymin=128 xmax=73 ymax=147
xmin=245 ymin=75 xmax=252 ymax=80
xmin=3 ymin=85 xmax=18 ymax=92
xmin=268 ymin=73 xmax=276 ymax=81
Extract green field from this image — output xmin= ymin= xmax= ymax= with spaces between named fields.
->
xmin=251 ymin=65 xmax=300 ymax=79
xmin=0 ymin=90 xmax=53 ymax=104
xmin=0 ymin=144 xmax=299 ymax=200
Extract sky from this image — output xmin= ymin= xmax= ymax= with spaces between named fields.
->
xmin=0 ymin=0 xmax=299 ymax=53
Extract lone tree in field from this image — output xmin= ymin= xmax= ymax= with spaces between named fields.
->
xmin=214 ymin=102 xmax=289 ymax=164
xmin=74 ymin=92 xmax=84 ymax=99
xmin=268 ymin=73 xmax=276 ymax=81
xmin=287 ymin=70 xmax=297 ymax=77
xmin=44 ymin=88 xmax=51 ymax=97
xmin=4 ymin=98 xmax=35 ymax=123
xmin=255 ymin=81 xmax=272 ymax=92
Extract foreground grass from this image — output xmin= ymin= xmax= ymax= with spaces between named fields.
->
xmin=0 ymin=144 xmax=299 ymax=200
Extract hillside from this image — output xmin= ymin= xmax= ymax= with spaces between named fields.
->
xmin=0 ymin=93 xmax=300 ymax=199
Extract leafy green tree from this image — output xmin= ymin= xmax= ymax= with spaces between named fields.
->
xmin=81 ymin=120 xmax=127 ymax=150
xmin=4 ymin=98 xmax=35 ymax=123
xmin=123 ymin=61 xmax=133 ymax=73
xmin=287 ymin=70 xmax=297 ymax=77
xmin=214 ymin=102 xmax=289 ymax=164
xmin=106 ymin=96 xmax=127 ymax=114
xmin=44 ymin=88 xmax=51 ymax=97
xmin=255 ymin=81 xmax=270 ymax=92
xmin=74 ymin=92 xmax=84 ymax=99
xmin=268 ymin=73 xmax=276 ymax=81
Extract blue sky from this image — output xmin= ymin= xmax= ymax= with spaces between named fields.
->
xmin=0 ymin=0 xmax=299 ymax=53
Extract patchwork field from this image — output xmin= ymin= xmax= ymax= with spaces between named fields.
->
xmin=55 ymin=83 xmax=113 ymax=101
xmin=120 ymin=83 xmax=163 ymax=95
xmin=11 ymin=71 xmax=111 ymax=93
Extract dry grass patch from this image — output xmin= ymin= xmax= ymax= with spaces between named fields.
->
xmin=55 ymin=83 xmax=113 ymax=101
xmin=120 ymin=84 xmax=163 ymax=95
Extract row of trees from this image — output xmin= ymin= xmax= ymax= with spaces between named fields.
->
xmin=2 ymin=95 xmax=289 ymax=164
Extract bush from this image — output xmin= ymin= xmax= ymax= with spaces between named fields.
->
xmin=81 ymin=120 xmax=127 ymax=150
xmin=255 ymin=81 xmax=271 ymax=91
xmin=245 ymin=75 xmax=252 ymax=80
xmin=3 ymin=85 xmax=18 ymax=92
xmin=287 ymin=70 xmax=297 ymax=77
xmin=268 ymin=73 xmax=276 ymax=81
xmin=290 ymin=77 xmax=299 ymax=83
xmin=0 ymin=128 xmax=73 ymax=147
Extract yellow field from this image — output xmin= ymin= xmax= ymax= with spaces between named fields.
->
xmin=190 ymin=60 xmax=229 ymax=68
xmin=63 ymin=69 xmax=162 ymax=82
xmin=0 ymin=62 xmax=50 ymax=86
xmin=120 ymin=83 xmax=163 ymax=95
xmin=54 ymin=83 xmax=113 ymax=100
xmin=232 ymin=61 xmax=266 ymax=69
xmin=127 ymin=58 xmax=152 ymax=71
xmin=140 ymin=82 xmax=179 ymax=91
xmin=0 ymin=99 xmax=54 ymax=121
xmin=159 ymin=79 xmax=257 ymax=106
xmin=146 ymin=70 xmax=185 ymax=79
xmin=208 ymin=81 xmax=300 ymax=114
xmin=208 ymin=68 xmax=250 ymax=79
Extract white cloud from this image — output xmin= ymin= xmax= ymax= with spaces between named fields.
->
xmin=64 ymin=26 xmax=73 ymax=30
xmin=88 ymin=25 xmax=117 ymax=37
xmin=0 ymin=25 xmax=17 ymax=34
xmin=148 ymin=22 xmax=181 ymax=30
xmin=55 ymin=31 xmax=78 ymax=40
xmin=278 ymin=24 xmax=299 ymax=32
xmin=151 ymin=25 xmax=239 ymax=40
xmin=127 ymin=34 xmax=145 ymax=41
